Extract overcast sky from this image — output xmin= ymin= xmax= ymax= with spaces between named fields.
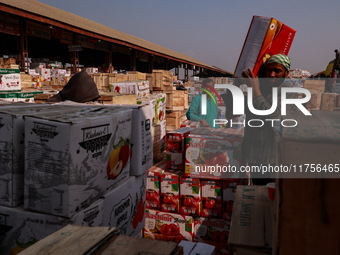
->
xmin=38 ymin=0 xmax=340 ymax=74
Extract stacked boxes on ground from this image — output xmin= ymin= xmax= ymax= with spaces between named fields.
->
xmin=0 ymin=104 xmax=150 ymax=254
xmin=144 ymin=126 xmax=245 ymax=254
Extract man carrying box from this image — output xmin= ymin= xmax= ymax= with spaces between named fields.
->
xmin=241 ymin=54 xmax=295 ymax=184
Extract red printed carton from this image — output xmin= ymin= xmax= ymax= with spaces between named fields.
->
xmin=144 ymin=209 xmax=193 ymax=242
xmin=180 ymin=177 xmax=202 ymax=217
xmin=201 ymin=180 xmax=223 ymax=218
xmin=234 ymin=15 xmax=296 ymax=77
xmin=194 ymin=217 xmax=230 ymax=254
xmin=166 ymin=127 xmax=194 ymax=171
xmin=146 ymin=161 xmax=166 ymax=210
xmin=160 ymin=170 xmax=182 ymax=213
xmin=185 ymin=128 xmax=243 ymax=180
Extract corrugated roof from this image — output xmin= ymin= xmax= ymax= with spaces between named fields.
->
xmin=0 ymin=0 xmax=232 ymax=75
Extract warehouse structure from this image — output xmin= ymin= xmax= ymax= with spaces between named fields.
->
xmin=0 ymin=0 xmax=232 ymax=79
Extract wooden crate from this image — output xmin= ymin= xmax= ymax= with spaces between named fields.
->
xmin=128 ymin=71 xmax=146 ymax=81
xmin=320 ymin=93 xmax=337 ymax=111
xmin=98 ymin=93 xmax=137 ymax=105
xmin=91 ymin=73 xmax=110 ymax=91
xmin=4 ymin=58 xmax=17 ymax=65
xmin=108 ymin=74 xmax=117 ymax=84
xmin=305 ymin=93 xmax=322 ymax=110
xmin=274 ymin=179 xmax=340 ymax=255
xmin=34 ymin=93 xmax=55 ymax=103
xmin=337 ymin=95 xmax=340 ymax=107
xmin=116 ymin=74 xmax=129 ymax=82
xmin=20 ymin=74 xmax=33 ymax=89
xmin=165 ymin=90 xmax=188 ymax=111
xmin=165 ymin=110 xmax=187 ymax=132
xmin=303 ymin=79 xmax=325 ymax=94
xmin=150 ymin=70 xmax=174 ymax=91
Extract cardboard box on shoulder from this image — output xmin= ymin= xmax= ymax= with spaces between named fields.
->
xmin=234 ymin=16 xmax=295 ymax=78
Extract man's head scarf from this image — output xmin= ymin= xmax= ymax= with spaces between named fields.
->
xmin=266 ymin=54 xmax=291 ymax=72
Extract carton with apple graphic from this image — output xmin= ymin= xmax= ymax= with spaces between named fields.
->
xmin=194 ymin=217 xmax=230 ymax=254
xmin=138 ymin=93 xmax=166 ymax=126
xmin=0 ymin=104 xmax=103 ymax=207
xmin=109 ymin=80 xmax=150 ymax=99
xmin=180 ymin=177 xmax=202 ymax=217
xmin=24 ymin=107 xmax=132 ymax=217
xmin=144 ymin=209 xmax=194 ymax=242
xmin=102 ymin=173 xmax=146 ymax=237
xmin=201 ymin=180 xmax=223 ymax=218
xmin=146 ymin=161 xmax=166 ymax=210
xmin=160 ymin=170 xmax=182 ymax=213
xmin=0 ymin=198 xmax=105 ymax=255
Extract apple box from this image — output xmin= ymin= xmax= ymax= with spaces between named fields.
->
xmin=234 ymin=16 xmax=296 ymax=78
xmin=194 ymin=217 xmax=230 ymax=254
xmin=180 ymin=177 xmax=202 ymax=217
xmin=201 ymin=180 xmax=223 ymax=218
xmin=0 ymin=105 xmax=92 ymax=207
xmin=160 ymin=170 xmax=182 ymax=213
xmin=166 ymin=127 xmax=194 ymax=153
xmin=166 ymin=127 xmax=194 ymax=171
xmin=146 ymin=161 xmax=166 ymax=210
xmin=185 ymin=128 xmax=243 ymax=180
xmin=166 ymin=152 xmax=184 ymax=171
xmin=102 ymin=174 xmax=147 ymax=237
xmin=0 ymin=92 xmax=17 ymax=102
xmin=24 ymin=107 xmax=132 ymax=217
xmin=108 ymin=104 xmax=153 ymax=176
xmin=109 ymin=81 xmax=150 ymax=99
xmin=138 ymin=93 xmax=166 ymax=125
xmin=144 ymin=209 xmax=194 ymax=242
xmin=0 ymin=69 xmax=21 ymax=92
xmin=16 ymin=91 xmax=44 ymax=103
xmin=0 ymin=198 xmax=104 ymax=255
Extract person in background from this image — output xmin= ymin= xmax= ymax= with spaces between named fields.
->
xmin=46 ymin=70 xmax=100 ymax=103
xmin=186 ymin=78 xmax=218 ymax=128
xmin=241 ymin=54 xmax=294 ymax=185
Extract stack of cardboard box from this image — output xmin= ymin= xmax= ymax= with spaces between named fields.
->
xmin=0 ymin=104 xmax=149 ymax=254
